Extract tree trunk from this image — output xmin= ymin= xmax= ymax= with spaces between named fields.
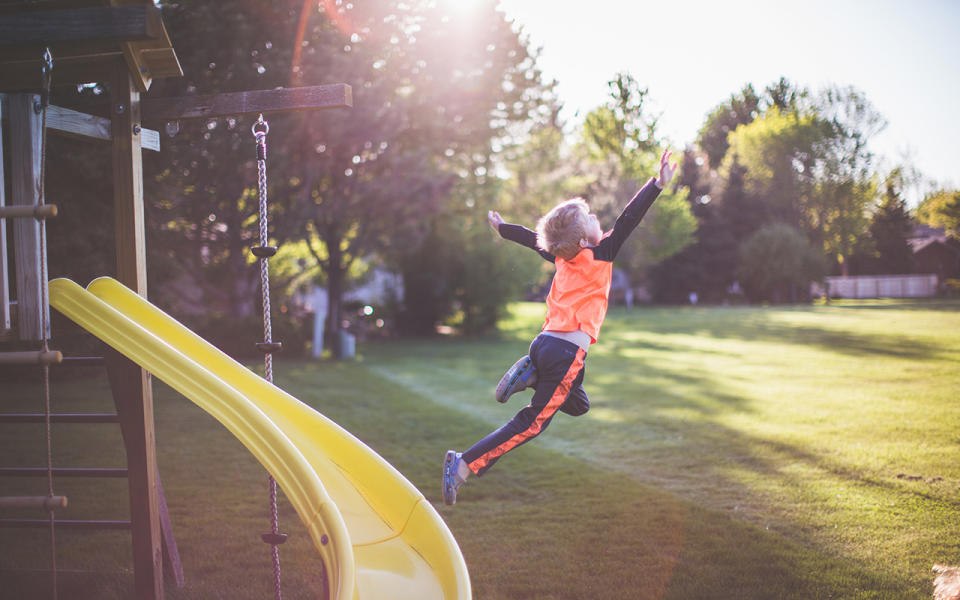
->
xmin=227 ymin=208 xmax=254 ymax=319
xmin=326 ymin=241 xmax=345 ymax=359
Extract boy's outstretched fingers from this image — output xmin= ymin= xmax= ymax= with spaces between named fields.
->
xmin=659 ymin=149 xmax=677 ymax=187
xmin=488 ymin=210 xmax=503 ymax=230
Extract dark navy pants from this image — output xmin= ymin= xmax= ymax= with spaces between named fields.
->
xmin=464 ymin=334 xmax=589 ymax=476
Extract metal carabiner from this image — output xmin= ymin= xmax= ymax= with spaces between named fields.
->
xmin=252 ymin=113 xmax=270 ymax=137
xmin=39 ymin=47 xmax=53 ymax=110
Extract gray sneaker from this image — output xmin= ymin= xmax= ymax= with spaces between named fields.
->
xmin=495 ymin=355 xmax=538 ymax=403
xmin=442 ymin=450 xmax=463 ymax=505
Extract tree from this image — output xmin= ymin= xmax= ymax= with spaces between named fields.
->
xmin=499 ymin=119 xmax=587 ymax=227
xmin=722 ymin=106 xmax=830 ymax=229
xmin=697 ymin=84 xmax=761 ymax=169
xmin=916 ymin=189 xmax=960 ymax=237
xmin=147 ymin=1 xmax=302 ymax=324
xmin=649 ymin=201 xmax=739 ymax=303
xmin=867 ymin=169 xmax=914 ymax=274
xmin=362 ymin=0 xmax=560 ymax=335
xmin=696 ymin=78 xmax=809 ymax=171
xmin=736 ymin=223 xmax=825 ymax=303
xmin=808 ymin=86 xmax=887 ymax=275
xmin=148 ymin=0 xmax=556 ymax=347
xmin=576 ymin=73 xmax=695 ymax=288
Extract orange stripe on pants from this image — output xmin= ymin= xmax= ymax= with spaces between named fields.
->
xmin=468 ymin=347 xmax=585 ymax=474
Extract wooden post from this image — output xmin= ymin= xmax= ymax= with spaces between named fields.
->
xmin=105 ymin=348 xmax=163 ymax=600
xmin=112 ymin=64 xmax=147 ymax=295
xmin=110 ymin=63 xmax=162 ymax=600
xmin=0 ymin=94 xmax=9 ymax=332
xmin=8 ymin=93 xmax=48 ymax=340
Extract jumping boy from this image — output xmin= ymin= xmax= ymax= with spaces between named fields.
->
xmin=442 ymin=149 xmax=677 ymax=505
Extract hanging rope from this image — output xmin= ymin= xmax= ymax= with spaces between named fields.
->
xmin=252 ymin=114 xmax=285 ymax=600
xmin=37 ymin=46 xmax=59 ymax=600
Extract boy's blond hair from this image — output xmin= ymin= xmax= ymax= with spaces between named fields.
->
xmin=536 ymin=198 xmax=590 ymax=260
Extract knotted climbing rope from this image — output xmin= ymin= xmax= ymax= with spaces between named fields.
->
xmin=38 ymin=47 xmax=60 ymax=600
xmin=251 ymin=115 xmax=287 ymax=600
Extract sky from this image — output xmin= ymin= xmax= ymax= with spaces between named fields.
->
xmin=495 ymin=0 xmax=959 ymax=205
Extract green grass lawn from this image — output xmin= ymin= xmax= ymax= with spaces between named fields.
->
xmin=2 ymin=299 xmax=958 ymax=599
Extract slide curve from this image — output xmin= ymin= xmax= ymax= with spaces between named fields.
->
xmin=49 ymin=277 xmax=470 ymax=600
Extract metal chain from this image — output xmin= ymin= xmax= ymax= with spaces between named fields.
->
xmin=253 ymin=115 xmax=283 ymax=600
xmin=37 ymin=47 xmax=58 ymax=600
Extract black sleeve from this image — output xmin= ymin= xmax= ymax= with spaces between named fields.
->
xmin=593 ymin=177 xmax=662 ymax=262
xmin=498 ymin=223 xmax=556 ymax=263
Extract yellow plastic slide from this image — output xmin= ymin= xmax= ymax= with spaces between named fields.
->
xmin=49 ymin=277 xmax=470 ymax=600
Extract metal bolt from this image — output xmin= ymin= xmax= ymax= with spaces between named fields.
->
xmin=133 ymin=124 xmax=142 ymax=135
xmin=115 ymin=103 xmax=126 ymax=115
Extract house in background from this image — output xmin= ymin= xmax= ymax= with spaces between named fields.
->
xmin=910 ymin=225 xmax=960 ymax=284
xmin=817 ymin=225 xmax=960 ymax=300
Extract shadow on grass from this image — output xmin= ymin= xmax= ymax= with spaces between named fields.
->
xmin=285 ymin=360 xmax=921 ymax=600
xmin=356 ymin=312 xmax=955 ymax=598
xmin=3 ymin=309 xmax=950 ymax=600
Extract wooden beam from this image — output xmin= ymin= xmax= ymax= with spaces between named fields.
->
xmin=108 ymin=62 xmax=162 ymax=599
xmin=8 ymin=93 xmax=48 ymax=341
xmin=47 ymin=103 xmax=110 ymax=142
xmin=142 ymin=84 xmax=353 ymax=122
xmin=0 ymin=94 xmax=9 ymax=332
xmin=0 ymin=6 xmax=162 ymax=47
xmin=111 ymin=65 xmax=147 ymax=295
xmin=44 ymin=104 xmax=160 ymax=151
xmin=0 ymin=53 xmax=122 ymax=92
xmin=158 ymin=478 xmax=185 ymax=588
xmin=121 ymin=4 xmax=183 ymax=92
xmin=105 ymin=348 xmax=162 ymax=600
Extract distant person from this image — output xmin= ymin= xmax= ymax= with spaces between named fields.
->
xmin=442 ymin=149 xmax=677 ymax=504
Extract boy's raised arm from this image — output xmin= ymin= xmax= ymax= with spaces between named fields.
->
xmin=596 ymin=149 xmax=677 ymax=261
xmin=488 ymin=210 xmax=555 ymax=263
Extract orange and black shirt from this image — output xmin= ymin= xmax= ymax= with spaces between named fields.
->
xmin=498 ymin=177 xmax=661 ymax=343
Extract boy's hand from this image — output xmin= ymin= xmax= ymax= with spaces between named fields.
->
xmin=656 ymin=149 xmax=677 ymax=189
xmin=488 ymin=210 xmax=504 ymax=231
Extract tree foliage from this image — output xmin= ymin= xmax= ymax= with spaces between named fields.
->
xmin=142 ymin=0 xmax=558 ymax=344
xmin=916 ymin=189 xmax=960 ymax=237
xmin=697 ymin=84 xmax=761 ymax=169
xmin=736 ymin=223 xmax=825 ymax=303
xmin=576 ymin=73 xmax=695 ymax=284
xmin=865 ymin=169 xmax=915 ymax=274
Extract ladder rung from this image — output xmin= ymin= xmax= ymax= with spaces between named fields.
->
xmin=0 ymin=205 xmax=57 ymax=220
xmin=0 ymin=413 xmax=119 ymax=424
xmin=59 ymin=356 xmax=105 ymax=367
xmin=0 ymin=495 xmax=68 ymax=510
xmin=0 ymin=351 xmax=62 ymax=365
xmin=0 ymin=567 xmax=110 ymax=576
xmin=0 ymin=519 xmax=131 ymax=530
xmin=0 ymin=467 xmax=128 ymax=478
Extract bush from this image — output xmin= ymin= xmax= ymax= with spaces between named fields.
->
xmin=736 ymin=223 xmax=825 ymax=303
